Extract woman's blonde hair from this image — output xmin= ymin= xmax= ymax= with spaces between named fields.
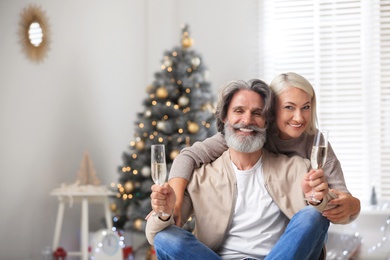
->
xmin=269 ymin=72 xmax=317 ymax=135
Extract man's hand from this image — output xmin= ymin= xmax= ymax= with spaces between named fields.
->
xmin=169 ymin=178 xmax=188 ymax=226
xmin=150 ymin=183 xmax=176 ymax=220
xmin=302 ymin=169 xmax=329 ymax=203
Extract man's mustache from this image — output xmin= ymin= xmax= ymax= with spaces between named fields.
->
xmin=231 ymin=123 xmax=266 ymax=134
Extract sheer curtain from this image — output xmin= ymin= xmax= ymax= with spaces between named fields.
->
xmin=258 ymin=0 xmax=390 ymax=201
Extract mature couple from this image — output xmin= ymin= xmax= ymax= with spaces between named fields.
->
xmin=146 ymin=73 xmax=360 ymax=260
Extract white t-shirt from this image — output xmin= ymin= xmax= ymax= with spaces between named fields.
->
xmin=218 ymin=157 xmax=289 ymax=260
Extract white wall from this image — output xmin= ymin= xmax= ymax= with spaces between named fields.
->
xmin=0 ymin=0 xmax=258 ymax=259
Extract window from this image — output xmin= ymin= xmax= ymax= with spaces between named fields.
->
xmin=259 ymin=0 xmax=390 ymax=202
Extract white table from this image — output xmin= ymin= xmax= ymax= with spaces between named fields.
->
xmin=51 ymin=188 xmax=116 ymax=260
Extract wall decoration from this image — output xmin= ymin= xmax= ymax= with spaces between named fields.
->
xmin=18 ymin=4 xmax=51 ymax=62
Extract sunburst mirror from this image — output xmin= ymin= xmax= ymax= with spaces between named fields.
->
xmin=18 ymin=4 xmax=51 ymax=62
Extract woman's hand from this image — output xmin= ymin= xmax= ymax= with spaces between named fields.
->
xmin=150 ymin=183 xmax=176 ymax=220
xmin=322 ymin=189 xmax=361 ymax=222
xmin=302 ymin=169 xmax=329 ymax=203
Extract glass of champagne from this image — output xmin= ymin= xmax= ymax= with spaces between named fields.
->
xmin=151 ymin=144 xmax=169 ymax=217
xmin=305 ymin=129 xmax=329 ymax=203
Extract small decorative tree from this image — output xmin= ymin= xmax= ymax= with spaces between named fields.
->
xmin=111 ymin=24 xmax=217 ymax=234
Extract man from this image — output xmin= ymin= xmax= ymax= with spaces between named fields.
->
xmin=146 ymin=79 xmax=336 ymax=259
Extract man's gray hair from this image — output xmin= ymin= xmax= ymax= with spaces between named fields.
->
xmin=215 ymin=79 xmax=274 ymax=134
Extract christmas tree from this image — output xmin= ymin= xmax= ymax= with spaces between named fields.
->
xmin=111 ymin=24 xmax=217 ymax=233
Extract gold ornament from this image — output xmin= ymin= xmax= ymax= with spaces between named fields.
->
xmin=110 ymin=202 xmax=117 ymax=212
xmin=188 ymin=122 xmax=200 ymax=133
xmin=201 ymin=103 xmax=214 ymax=111
xmin=156 ymin=87 xmax=168 ymax=99
xmin=182 ymin=37 xmax=194 ymax=48
xmin=170 ymin=149 xmax=180 ymax=160
xmin=135 ymin=140 xmax=145 ymax=150
xmin=134 ymin=218 xmax=143 ymax=231
xmin=124 ymin=181 xmax=134 ymax=193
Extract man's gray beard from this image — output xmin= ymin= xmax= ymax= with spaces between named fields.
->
xmin=224 ymin=123 xmax=267 ymax=153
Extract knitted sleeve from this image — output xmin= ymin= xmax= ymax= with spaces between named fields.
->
xmin=168 ymin=133 xmax=228 ymax=181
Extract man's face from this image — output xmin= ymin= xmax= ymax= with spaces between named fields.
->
xmin=224 ymin=89 xmax=267 ymax=153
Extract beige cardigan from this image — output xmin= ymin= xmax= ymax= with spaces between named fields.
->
xmin=146 ymin=149 xmax=337 ymax=250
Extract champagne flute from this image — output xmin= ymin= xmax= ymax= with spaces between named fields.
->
xmin=305 ymin=129 xmax=329 ymax=203
xmin=151 ymin=144 xmax=169 ymax=217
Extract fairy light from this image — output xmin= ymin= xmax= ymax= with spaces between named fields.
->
xmin=139 ymin=123 xmax=144 ymax=128
xmin=186 ymin=88 xmax=191 ymax=93
xmin=152 ymin=100 xmax=157 ymax=105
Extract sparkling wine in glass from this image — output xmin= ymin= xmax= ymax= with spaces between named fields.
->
xmin=306 ymin=129 xmax=329 ymax=203
xmin=151 ymin=144 xmax=169 ymax=216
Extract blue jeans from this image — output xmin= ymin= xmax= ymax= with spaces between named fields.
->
xmin=154 ymin=206 xmax=329 ymax=260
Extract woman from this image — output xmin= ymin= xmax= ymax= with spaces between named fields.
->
xmin=169 ymin=72 xmax=360 ymax=226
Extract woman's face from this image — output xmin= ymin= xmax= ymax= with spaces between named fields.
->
xmin=275 ymin=87 xmax=311 ymax=140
